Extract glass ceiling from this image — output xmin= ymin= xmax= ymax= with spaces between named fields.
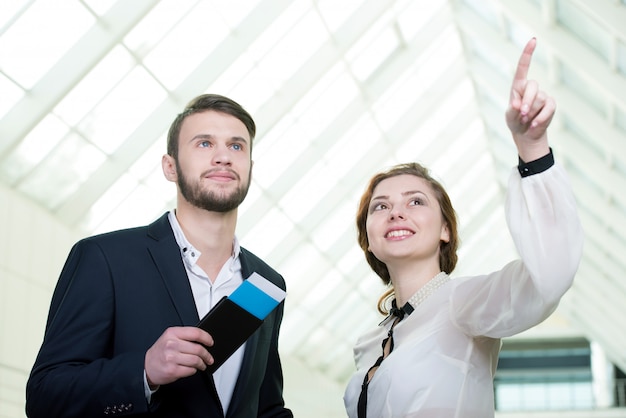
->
xmin=2 ymin=0 xmax=626 ymax=397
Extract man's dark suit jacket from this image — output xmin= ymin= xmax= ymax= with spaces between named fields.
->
xmin=26 ymin=213 xmax=293 ymax=418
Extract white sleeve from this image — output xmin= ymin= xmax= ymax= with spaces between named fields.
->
xmin=450 ymin=163 xmax=584 ymax=338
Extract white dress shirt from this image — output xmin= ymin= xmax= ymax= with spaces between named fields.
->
xmin=343 ymin=163 xmax=584 ymax=418
xmin=168 ymin=210 xmax=244 ymax=414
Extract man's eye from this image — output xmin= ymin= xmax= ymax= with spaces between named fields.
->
xmin=231 ymin=143 xmax=242 ymax=151
xmin=199 ymin=141 xmax=210 ymax=148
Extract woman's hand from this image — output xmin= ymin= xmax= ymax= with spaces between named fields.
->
xmin=505 ymin=38 xmax=554 ymax=162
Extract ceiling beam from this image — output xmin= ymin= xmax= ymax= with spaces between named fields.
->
xmin=55 ymin=0 xmax=294 ymax=224
xmin=495 ymin=0 xmax=626 ymax=114
xmin=0 ymin=0 xmax=160 ymax=156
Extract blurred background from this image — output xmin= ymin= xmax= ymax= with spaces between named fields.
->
xmin=1 ymin=0 xmax=625 ymax=417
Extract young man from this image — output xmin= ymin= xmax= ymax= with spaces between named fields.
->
xmin=26 ymin=94 xmax=293 ymax=418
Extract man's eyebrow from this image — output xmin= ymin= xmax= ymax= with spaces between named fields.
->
xmin=229 ymin=136 xmax=249 ymax=144
xmin=189 ymin=133 xmax=212 ymax=142
xmin=189 ymin=134 xmax=249 ymax=144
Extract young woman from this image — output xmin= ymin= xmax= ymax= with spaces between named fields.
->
xmin=343 ymin=38 xmax=584 ymax=418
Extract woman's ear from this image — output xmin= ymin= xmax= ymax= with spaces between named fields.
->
xmin=162 ymin=154 xmax=177 ymax=182
xmin=440 ymin=224 xmax=450 ymax=243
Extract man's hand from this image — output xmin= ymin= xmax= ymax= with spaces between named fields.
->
xmin=145 ymin=326 xmax=214 ymax=388
xmin=505 ymin=38 xmax=554 ymax=162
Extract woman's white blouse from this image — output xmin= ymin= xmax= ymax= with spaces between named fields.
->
xmin=343 ymin=164 xmax=584 ymax=418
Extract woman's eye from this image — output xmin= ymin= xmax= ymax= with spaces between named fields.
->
xmin=372 ymin=203 xmax=387 ymax=211
xmin=410 ymin=198 xmax=424 ymax=206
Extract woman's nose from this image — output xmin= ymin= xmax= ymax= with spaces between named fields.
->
xmin=389 ymin=208 xmax=405 ymax=220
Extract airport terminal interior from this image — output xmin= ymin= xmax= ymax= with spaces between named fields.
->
xmin=1 ymin=0 xmax=625 ymax=417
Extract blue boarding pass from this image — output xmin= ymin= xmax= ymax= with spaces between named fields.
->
xmin=228 ymin=272 xmax=286 ymax=320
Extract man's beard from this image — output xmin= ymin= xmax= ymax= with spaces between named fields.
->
xmin=176 ymin=160 xmax=251 ymax=213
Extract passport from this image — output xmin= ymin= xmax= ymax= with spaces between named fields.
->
xmin=196 ymin=272 xmax=286 ymax=373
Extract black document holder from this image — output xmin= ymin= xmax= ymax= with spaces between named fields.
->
xmin=196 ymin=296 xmax=263 ymax=373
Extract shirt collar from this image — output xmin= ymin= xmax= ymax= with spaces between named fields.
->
xmin=167 ymin=210 xmax=240 ymax=265
xmin=378 ymin=271 xmax=450 ymax=326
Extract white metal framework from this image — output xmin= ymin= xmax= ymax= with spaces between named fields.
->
xmin=1 ymin=0 xmax=625 ymax=414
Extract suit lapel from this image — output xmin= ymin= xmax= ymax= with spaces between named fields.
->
xmin=147 ymin=214 xmax=224 ymax=411
xmin=146 ymin=213 xmax=199 ymax=325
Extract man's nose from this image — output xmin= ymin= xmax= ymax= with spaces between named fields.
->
xmin=212 ymin=145 xmax=232 ymax=165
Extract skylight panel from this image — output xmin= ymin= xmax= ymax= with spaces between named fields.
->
xmin=82 ymin=0 xmax=116 ymax=16
xmin=250 ymin=66 xmax=357 ymax=189
xmin=83 ymin=172 xmax=135 ymax=232
xmin=331 ymin=292 xmax=379 ymax=334
xmin=356 ymin=270 xmax=387 ymax=298
xmin=86 ymin=173 xmax=144 ymax=233
xmin=278 ymin=163 xmax=329 ymax=224
xmin=556 ymin=0 xmax=612 ymax=62
xmin=460 ymin=0 xmax=501 ymax=29
xmin=0 ymin=114 xmax=68 ymax=184
xmin=249 ymin=114 xmax=304 ymax=189
xmin=321 ymin=115 xmax=381 ymax=180
xmin=0 ymin=72 xmax=23 ymax=119
xmin=251 ymin=110 xmax=297 ymax=162
xmin=242 ymin=207 xmax=295 ymax=259
xmin=0 ymin=1 xmax=94 ymax=89
xmin=336 ymin=245 xmax=366 ymax=279
xmin=291 ymin=70 xmax=356 ymax=139
xmin=76 ymin=66 xmax=166 ymax=155
xmin=616 ymin=104 xmax=626 ymax=135
xmin=141 ymin=164 xmax=175 ymax=202
xmin=256 ymin=11 xmax=328 ymax=88
xmin=290 ymin=63 xmax=356 ymax=119
xmin=142 ymin=2 xmax=230 ymax=90
xmin=346 ymin=22 xmax=399 ymax=82
xmin=272 ymin=241 xmax=320 ymax=292
xmin=316 ymin=0 xmax=364 ymax=32
xmin=343 ymin=9 xmax=398 ymax=81
xmin=127 ymin=135 xmax=166 ymax=180
xmin=225 ymin=65 xmax=281 ymax=113
xmin=562 ymin=114 xmax=605 ymax=162
xmin=299 ymin=270 xmax=343 ymax=311
xmin=618 ymin=39 xmax=626 ymax=76
xmin=121 ymin=137 xmax=177 ymax=212
xmin=17 ymin=132 xmax=106 ymax=210
xmin=93 ymin=182 xmax=169 ymax=234
xmin=402 ymin=79 xmax=476 ymax=164
xmin=244 ymin=1 xmax=309 ymax=62
xmin=310 ymin=201 xmax=354 ymax=253
xmin=469 ymin=38 xmax=511 ymax=81
xmin=394 ymin=0 xmax=447 ymax=42
xmin=123 ymin=0 xmax=195 ymax=54
xmin=0 ymin=1 xmax=26 ymax=29
xmin=559 ymin=60 xmax=607 ymax=118
xmin=214 ymin=0 xmax=261 ymax=28
xmin=54 ymin=46 xmax=135 ymax=126
xmin=207 ymin=53 xmax=256 ymax=99
xmin=371 ymin=26 xmax=460 ymax=131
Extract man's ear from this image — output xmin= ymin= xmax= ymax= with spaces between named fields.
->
xmin=162 ymin=154 xmax=177 ymax=182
